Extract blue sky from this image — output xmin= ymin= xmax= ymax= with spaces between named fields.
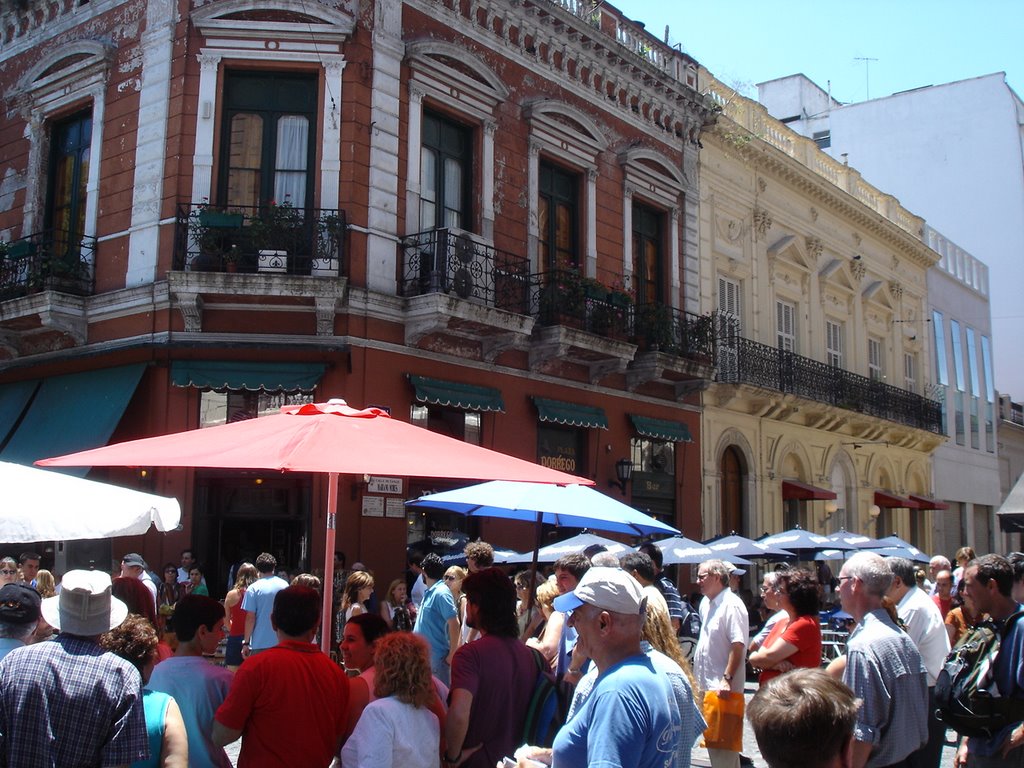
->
xmin=611 ymin=0 xmax=1023 ymax=104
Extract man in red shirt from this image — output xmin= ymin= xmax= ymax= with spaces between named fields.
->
xmin=931 ymin=569 xmax=954 ymax=620
xmin=213 ymin=586 xmax=349 ymax=767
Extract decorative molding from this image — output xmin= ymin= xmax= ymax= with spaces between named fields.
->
xmin=805 ymin=236 xmax=823 ymax=260
xmin=809 ymin=206 xmax=818 ymax=222
xmin=315 ymin=297 xmax=338 ymax=336
xmin=753 ymin=207 xmax=773 ymax=240
xmin=851 ymin=261 xmax=867 ymax=281
xmin=175 ymin=292 xmax=204 ymax=333
xmin=852 ymin=232 xmax=862 ymax=246
xmin=757 ymin=177 xmax=767 ymax=193
xmin=889 ymin=281 xmax=904 ymax=300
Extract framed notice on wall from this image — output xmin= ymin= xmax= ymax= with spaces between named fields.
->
xmin=361 ymin=496 xmax=384 ymax=517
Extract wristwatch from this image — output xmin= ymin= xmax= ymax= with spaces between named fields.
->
xmin=722 ymin=672 xmax=733 ymax=682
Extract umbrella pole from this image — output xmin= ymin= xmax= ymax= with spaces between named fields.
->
xmin=321 ymin=472 xmax=338 ymax=655
xmin=526 ymin=510 xmax=542 ymax=613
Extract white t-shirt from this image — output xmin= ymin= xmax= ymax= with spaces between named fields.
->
xmin=694 ymin=587 xmax=749 ymax=694
xmin=896 ymin=585 xmax=951 ymax=685
xmin=341 ymin=696 xmax=439 ymax=768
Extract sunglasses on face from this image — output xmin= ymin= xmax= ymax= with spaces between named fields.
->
xmin=0 ymin=570 xmax=17 ymax=576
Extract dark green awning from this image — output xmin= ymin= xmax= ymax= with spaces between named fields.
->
xmin=533 ymin=397 xmax=608 ymax=429
xmin=0 ymin=379 xmax=39 ymax=447
xmin=0 ymin=364 xmax=145 ymax=475
xmin=630 ymin=414 xmax=692 ymax=443
xmin=409 ymin=375 xmax=504 ymax=412
xmin=171 ymin=361 xmax=326 ymax=392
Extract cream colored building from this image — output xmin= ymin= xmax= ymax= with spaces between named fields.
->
xmin=697 ymin=72 xmax=947 ymax=550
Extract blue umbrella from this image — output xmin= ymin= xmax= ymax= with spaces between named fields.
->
xmin=759 ymin=527 xmax=856 ymax=558
xmin=406 ymin=481 xmax=679 ymax=537
xmin=860 ymin=535 xmax=931 ymax=563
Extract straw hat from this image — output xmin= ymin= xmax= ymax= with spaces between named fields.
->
xmin=40 ymin=570 xmax=128 ymax=636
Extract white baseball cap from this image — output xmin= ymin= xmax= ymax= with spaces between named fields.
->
xmin=553 ymin=567 xmax=646 ymax=615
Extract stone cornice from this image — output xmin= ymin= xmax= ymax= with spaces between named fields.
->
xmin=705 ymin=127 xmax=938 ymax=270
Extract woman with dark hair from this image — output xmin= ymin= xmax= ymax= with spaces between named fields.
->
xmin=748 ymin=567 xmax=822 ymax=684
xmin=112 ymin=576 xmax=173 ymax=663
xmin=101 ymin=615 xmax=188 ymax=768
xmin=186 ymin=565 xmax=209 ymax=597
xmin=157 ymin=563 xmax=182 ymax=637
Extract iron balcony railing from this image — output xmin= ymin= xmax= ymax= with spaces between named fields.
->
xmin=533 ymin=269 xmax=633 ymax=339
xmin=633 ymin=303 xmax=717 ymax=362
xmin=717 ymin=334 xmax=943 ymax=433
xmin=0 ymin=229 xmax=96 ymax=300
xmin=400 ymin=228 xmax=531 ymax=314
xmin=173 ymin=203 xmax=346 ymax=276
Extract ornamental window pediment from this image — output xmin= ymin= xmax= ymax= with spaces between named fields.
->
xmin=526 ymin=100 xmax=607 ymax=168
xmin=407 ymin=42 xmax=508 ymax=120
xmin=619 ymin=148 xmax=683 ymax=209
xmin=192 ymin=0 xmax=355 ymax=44
xmin=21 ymin=41 xmax=111 ymax=99
xmin=767 ymin=234 xmax=814 ymax=272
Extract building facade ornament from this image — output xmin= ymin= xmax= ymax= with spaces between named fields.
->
xmin=851 ymin=260 xmax=867 ymax=281
xmin=753 ymin=207 xmax=773 ymax=240
xmin=805 ymin=236 xmax=823 ymax=260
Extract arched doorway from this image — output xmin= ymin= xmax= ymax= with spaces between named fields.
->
xmin=720 ymin=446 xmax=745 ymax=536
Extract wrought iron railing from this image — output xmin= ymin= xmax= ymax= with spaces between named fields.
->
xmin=633 ymin=303 xmax=716 ymax=361
xmin=400 ymin=228 xmax=531 ymax=314
xmin=173 ymin=203 xmax=346 ymax=276
xmin=532 ymin=269 xmax=633 ymax=339
xmin=0 ymin=229 xmax=96 ymax=300
xmin=717 ymin=334 xmax=943 ymax=433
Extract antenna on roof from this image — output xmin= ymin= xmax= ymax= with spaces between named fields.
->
xmin=854 ymin=57 xmax=879 ymax=100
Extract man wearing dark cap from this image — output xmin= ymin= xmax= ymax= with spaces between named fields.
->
xmin=0 ymin=583 xmax=41 ymax=661
xmin=121 ymin=552 xmax=158 ymax=610
xmin=0 ymin=569 xmax=148 ymax=766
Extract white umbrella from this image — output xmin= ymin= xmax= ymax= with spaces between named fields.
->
xmin=500 ymin=532 xmax=632 ymax=564
xmin=0 ymin=461 xmax=180 ymax=542
xmin=647 ymin=535 xmax=749 ymax=566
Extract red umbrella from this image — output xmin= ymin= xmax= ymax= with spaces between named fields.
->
xmin=38 ymin=399 xmax=590 ymax=652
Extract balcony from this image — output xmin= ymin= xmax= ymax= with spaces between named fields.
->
xmin=0 ymin=230 xmax=95 ymax=356
xmin=627 ymin=304 xmax=717 ymax=397
xmin=173 ymin=203 xmax=346 ymax=277
xmin=529 ymin=269 xmax=637 ymax=382
xmin=0 ymin=230 xmax=96 ymax=300
xmin=400 ymin=228 xmax=535 ymax=358
xmin=717 ymin=335 xmax=943 ymax=433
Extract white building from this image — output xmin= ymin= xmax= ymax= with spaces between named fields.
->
xmin=924 ymin=226 xmax=1002 ymax=555
xmin=757 ymin=73 xmax=1024 ymax=403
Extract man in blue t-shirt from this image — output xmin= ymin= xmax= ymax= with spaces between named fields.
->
xmin=412 ymin=552 xmax=459 ymax=685
xmin=516 ymin=566 xmax=680 ymax=768
xmin=242 ymin=552 xmax=289 ymax=655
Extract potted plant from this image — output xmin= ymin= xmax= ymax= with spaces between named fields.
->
xmin=253 ymin=198 xmax=303 ymax=273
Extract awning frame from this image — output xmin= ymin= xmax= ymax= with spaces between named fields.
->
xmin=409 ymin=374 xmax=505 ymax=413
xmin=874 ymin=490 xmax=922 ymax=509
xmin=782 ymin=479 xmax=838 ymax=501
xmin=171 ymin=360 xmax=326 ymax=393
xmin=532 ymin=397 xmax=608 ymax=429
xmin=629 ymin=414 xmax=692 ymax=443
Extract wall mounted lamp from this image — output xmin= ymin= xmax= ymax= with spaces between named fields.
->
xmin=822 ymin=500 xmax=838 ymax=524
xmin=609 ymin=458 xmax=634 ymax=495
xmin=868 ymin=504 xmax=881 ymax=519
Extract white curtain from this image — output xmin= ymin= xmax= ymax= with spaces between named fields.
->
xmin=274 ymin=115 xmax=309 ymax=208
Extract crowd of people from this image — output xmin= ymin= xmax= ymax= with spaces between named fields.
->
xmin=0 ymin=539 xmax=1022 ymax=768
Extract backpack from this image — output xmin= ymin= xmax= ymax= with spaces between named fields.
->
xmin=677 ymin=600 xmax=702 ymax=662
xmin=935 ymin=609 xmax=1024 ymax=737
xmin=521 ymin=648 xmax=567 ymax=748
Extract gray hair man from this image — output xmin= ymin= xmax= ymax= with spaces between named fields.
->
xmin=886 ymin=556 xmax=950 ymax=768
xmin=516 ymin=567 xmax=680 ymax=768
xmin=693 ymin=559 xmax=749 ymax=768
xmin=838 ymin=552 xmax=927 ymax=768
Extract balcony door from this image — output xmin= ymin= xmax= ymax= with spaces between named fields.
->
xmin=420 ymin=112 xmax=472 ymax=231
xmin=46 ymin=109 xmax=92 ymax=259
xmin=632 ymin=203 xmax=663 ymax=305
xmin=538 ymin=162 xmax=579 ymax=272
xmin=218 ymin=71 xmax=317 ymax=210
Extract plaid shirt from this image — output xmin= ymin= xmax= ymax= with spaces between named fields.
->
xmin=0 ymin=634 xmax=148 ymax=767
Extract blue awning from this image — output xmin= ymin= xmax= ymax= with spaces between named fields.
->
xmin=1 ymin=364 xmax=146 ymax=475
xmin=170 ymin=361 xmax=326 ymax=392
xmin=0 ymin=379 xmax=39 ymax=446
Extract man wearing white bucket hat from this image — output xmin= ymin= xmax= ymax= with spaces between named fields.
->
xmin=0 ymin=569 xmax=149 ymax=766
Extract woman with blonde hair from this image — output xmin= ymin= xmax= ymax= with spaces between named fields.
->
xmin=443 ymin=566 xmax=471 ymax=646
xmin=34 ymin=569 xmax=56 ymax=599
xmin=341 ymin=632 xmax=442 ymax=768
xmin=527 ymin=579 xmax=562 ymax=668
xmin=223 ymin=562 xmax=257 ymax=669
xmin=514 ymin=570 xmax=544 ymax=640
xmin=380 ymin=578 xmax=412 ymax=631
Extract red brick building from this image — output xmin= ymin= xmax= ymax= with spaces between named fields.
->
xmin=0 ymin=0 xmax=716 ymax=591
